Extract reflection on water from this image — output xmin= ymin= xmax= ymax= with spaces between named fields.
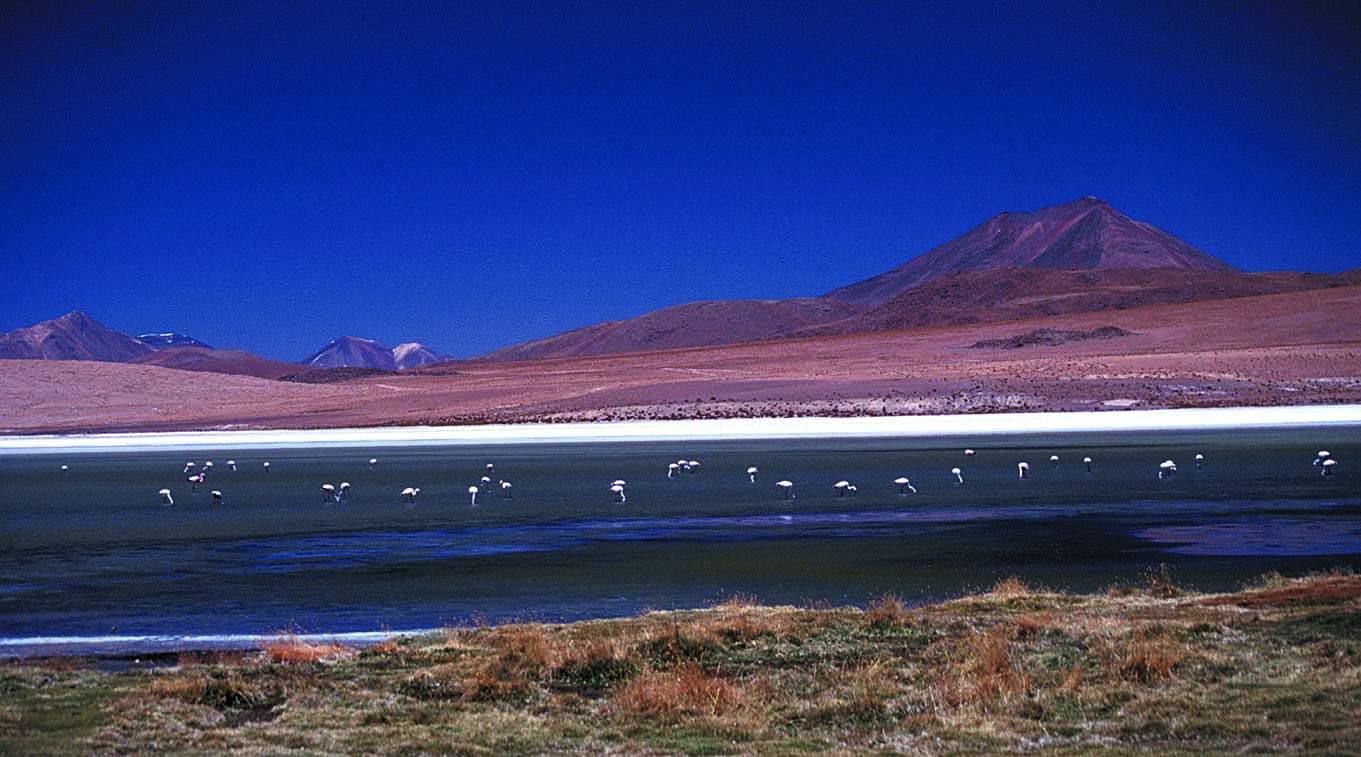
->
xmin=0 ymin=428 xmax=1357 ymax=655
xmin=1138 ymin=517 xmax=1361 ymax=556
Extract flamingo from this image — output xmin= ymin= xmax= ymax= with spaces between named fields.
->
xmin=227 ymin=460 xmax=237 ymax=471
xmin=369 ymin=458 xmax=378 ymax=468
xmin=894 ymin=477 xmax=916 ymax=494
xmin=501 ymin=481 xmax=513 ymax=498
xmin=1084 ymin=456 xmax=1094 ymax=473
xmin=668 ymin=462 xmax=680 ymax=478
xmin=159 ymin=488 xmax=174 ymax=505
xmin=469 ymin=486 xmax=479 ymax=506
xmin=952 ymin=467 xmax=963 ymax=484
xmin=187 ymin=473 xmax=205 ymax=491
xmin=211 ymin=490 xmax=223 ymax=505
xmin=1158 ymin=460 xmax=1177 ymax=479
xmin=60 ymin=464 xmax=69 ymax=471
xmin=339 ymin=482 xmax=351 ymax=500
xmin=184 ymin=462 xmax=196 ymax=474
xmin=401 ymin=487 xmax=419 ymax=502
xmin=1322 ymin=459 xmax=1338 ymax=476
xmin=687 ymin=460 xmax=701 ymax=474
xmin=321 ymin=483 xmax=336 ymax=502
xmin=263 ymin=462 xmax=271 ymax=472
xmin=834 ymin=480 xmax=851 ymax=497
xmin=747 ymin=466 xmax=759 ymax=483
xmin=480 ymin=476 xmax=492 ymax=490
xmin=1193 ymin=453 xmax=1204 ymax=469
xmin=776 ymin=480 xmax=794 ymax=499
xmin=964 ymin=449 xmax=976 ymax=461
xmin=612 ymin=479 xmax=627 ymax=490
xmin=1314 ymin=451 xmax=1331 ymax=466
xmin=610 ymin=484 xmax=627 ymax=503
xmin=1018 ymin=462 xmax=1031 ymax=479
xmin=203 ymin=461 xmax=214 ymax=471
xmin=1049 ymin=455 xmax=1059 ymax=467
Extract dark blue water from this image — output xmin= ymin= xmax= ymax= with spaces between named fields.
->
xmin=1 ymin=428 xmax=1357 ymax=655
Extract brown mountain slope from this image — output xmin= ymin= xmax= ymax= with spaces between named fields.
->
xmin=303 ymin=336 xmax=398 ymax=370
xmin=825 ymin=197 xmax=1235 ymax=307
xmin=481 ymin=297 xmax=859 ymax=362
xmin=0 ymin=311 xmax=153 ymax=362
xmin=794 ymin=268 xmax=1343 ymax=337
xmin=482 ymin=197 xmax=1240 ymax=362
xmin=133 ymin=346 xmax=303 ymax=380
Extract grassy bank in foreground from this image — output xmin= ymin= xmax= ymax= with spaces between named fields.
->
xmin=4 ymin=571 xmax=1360 ymax=754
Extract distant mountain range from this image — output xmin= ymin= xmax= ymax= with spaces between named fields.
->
xmin=3 ymin=197 xmax=1357 ymax=376
xmin=0 ymin=314 xmax=447 ymax=377
xmin=302 ymin=337 xmax=449 ymax=371
xmin=480 ymin=197 xmax=1354 ymax=361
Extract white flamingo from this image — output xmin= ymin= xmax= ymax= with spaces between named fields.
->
xmin=1314 ymin=451 xmax=1331 ymax=466
xmin=610 ymin=484 xmax=627 ymax=503
xmin=952 ymin=467 xmax=963 ymax=484
xmin=203 ymin=461 xmax=214 ymax=471
xmin=687 ymin=460 xmax=701 ymax=474
xmin=747 ymin=466 xmax=759 ymax=483
xmin=1018 ymin=462 xmax=1031 ymax=479
xmin=1158 ymin=460 xmax=1177 ymax=479
xmin=211 ymin=490 xmax=223 ymax=505
xmin=184 ymin=462 xmax=196 ymax=474
xmin=469 ymin=486 xmax=479 ymax=506
xmin=1322 ymin=459 xmax=1338 ymax=476
xmin=159 ymin=488 xmax=174 ymax=505
xmin=60 ymin=464 xmax=69 ymax=471
xmin=964 ymin=449 xmax=976 ymax=461
xmin=1194 ymin=453 xmax=1204 ymax=469
xmin=480 ymin=476 xmax=492 ymax=490
xmin=776 ymin=480 xmax=794 ymax=499
xmin=227 ymin=460 xmax=237 ymax=471
xmin=1084 ymin=456 xmax=1094 ymax=473
xmin=401 ymin=486 xmax=419 ymax=502
xmin=501 ymin=481 xmax=513 ymax=498
xmin=339 ymin=482 xmax=351 ymax=500
xmin=668 ymin=462 xmax=680 ymax=478
xmin=188 ymin=473 xmax=205 ymax=491
xmin=1049 ymin=455 xmax=1059 ymax=467
xmin=894 ymin=477 xmax=916 ymax=494
xmin=834 ymin=480 xmax=851 ymax=497
xmin=369 ymin=458 xmax=378 ymax=468
xmin=263 ymin=461 xmax=271 ymax=472
xmin=321 ymin=483 xmax=336 ymax=502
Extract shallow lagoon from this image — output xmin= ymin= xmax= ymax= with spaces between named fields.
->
xmin=1 ymin=427 xmax=1357 ymax=656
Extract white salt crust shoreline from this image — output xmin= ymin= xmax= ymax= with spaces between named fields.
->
xmin=2 ymin=405 xmax=1359 ymax=455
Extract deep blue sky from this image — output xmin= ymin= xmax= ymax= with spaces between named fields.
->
xmin=4 ymin=1 xmax=1359 ymax=359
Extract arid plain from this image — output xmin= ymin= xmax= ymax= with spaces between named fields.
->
xmin=3 ymin=284 xmax=1358 ymax=435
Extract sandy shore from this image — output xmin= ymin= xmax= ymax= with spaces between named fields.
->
xmin=3 ymin=404 xmax=1359 ymax=455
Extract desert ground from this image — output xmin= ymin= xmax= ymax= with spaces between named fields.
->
xmin=2 ymin=285 xmax=1359 ymax=434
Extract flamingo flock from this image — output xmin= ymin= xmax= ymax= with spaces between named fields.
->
xmin=142 ymin=444 xmax=1343 ymax=507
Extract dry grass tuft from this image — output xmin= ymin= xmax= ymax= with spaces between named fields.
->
xmin=1111 ymin=631 xmax=1184 ymax=684
xmin=932 ymin=626 xmax=1031 ymax=707
xmin=462 ymin=625 xmax=556 ymax=701
xmin=613 ymin=664 xmax=747 ymax=720
xmin=990 ymin=576 xmax=1033 ymax=598
xmin=263 ymin=634 xmax=354 ymax=664
xmin=715 ymin=593 xmax=762 ymax=610
xmin=863 ymin=594 xmax=913 ymax=628
xmin=1207 ymin=573 xmax=1361 ymax=609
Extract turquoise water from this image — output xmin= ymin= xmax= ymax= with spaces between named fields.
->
xmin=1 ymin=428 xmax=1357 ymax=656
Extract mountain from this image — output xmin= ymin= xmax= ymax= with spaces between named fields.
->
xmin=0 ymin=311 xmax=154 ymax=362
xmin=481 ymin=297 xmax=859 ymax=362
xmin=479 ymin=197 xmax=1244 ymax=361
xmin=825 ymin=197 xmax=1235 ymax=307
xmin=392 ymin=342 xmax=448 ymax=370
xmin=303 ymin=336 xmax=398 ymax=371
xmin=133 ymin=346 xmax=301 ymax=380
xmin=138 ymin=332 xmax=214 ymax=350
xmin=792 ymin=268 xmax=1343 ymax=337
